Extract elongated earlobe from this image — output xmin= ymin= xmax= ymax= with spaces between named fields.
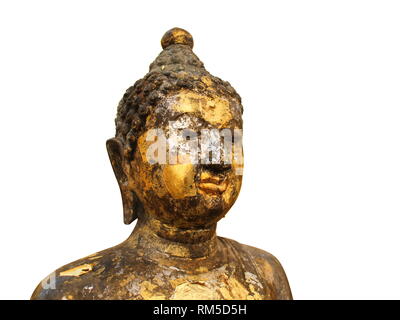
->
xmin=106 ymin=138 xmax=141 ymax=224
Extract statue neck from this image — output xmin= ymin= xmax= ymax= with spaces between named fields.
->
xmin=126 ymin=216 xmax=218 ymax=259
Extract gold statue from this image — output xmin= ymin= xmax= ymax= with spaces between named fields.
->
xmin=31 ymin=28 xmax=292 ymax=300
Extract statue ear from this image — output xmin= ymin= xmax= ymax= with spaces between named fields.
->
xmin=106 ymin=138 xmax=141 ymax=224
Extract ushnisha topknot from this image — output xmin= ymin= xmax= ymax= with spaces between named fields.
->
xmin=149 ymin=28 xmax=205 ymax=76
xmin=115 ymin=28 xmax=243 ymax=153
xmin=161 ymin=27 xmax=194 ymax=49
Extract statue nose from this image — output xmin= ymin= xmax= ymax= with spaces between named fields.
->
xmin=202 ymin=163 xmax=232 ymax=174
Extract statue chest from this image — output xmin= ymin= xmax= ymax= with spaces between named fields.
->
xmin=119 ymin=264 xmax=270 ymax=300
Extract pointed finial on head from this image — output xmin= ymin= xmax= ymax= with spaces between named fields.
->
xmin=161 ymin=27 xmax=194 ymax=49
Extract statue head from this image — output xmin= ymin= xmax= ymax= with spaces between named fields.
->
xmin=107 ymin=28 xmax=244 ymax=229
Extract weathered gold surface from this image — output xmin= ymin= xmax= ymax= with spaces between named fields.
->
xmin=171 ymin=91 xmax=234 ymax=127
xmin=31 ymin=27 xmax=292 ymax=300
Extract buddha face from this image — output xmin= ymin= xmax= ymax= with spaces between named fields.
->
xmin=128 ymin=90 xmax=244 ymax=228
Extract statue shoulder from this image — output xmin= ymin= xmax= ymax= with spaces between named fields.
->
xmin=243 ymin=242 xmax=292 ymax=299
xmin=30 ymin=244 xmax=126 ymax=300
xmin=219 ymin=237 xmax=293 ymax=300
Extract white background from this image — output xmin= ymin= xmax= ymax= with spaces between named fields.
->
xmin=1 ymin=0 xmax=399 ymax=300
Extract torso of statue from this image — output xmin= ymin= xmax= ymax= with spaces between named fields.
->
xmin=31 ymin=235 xmax=291 ymax=300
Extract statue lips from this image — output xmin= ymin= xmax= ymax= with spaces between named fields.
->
xmin=198 ymin=174 xmax=227 ymax=195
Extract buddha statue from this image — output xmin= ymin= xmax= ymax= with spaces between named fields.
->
xmin=31 ymin=28 xmax=292 ymax=300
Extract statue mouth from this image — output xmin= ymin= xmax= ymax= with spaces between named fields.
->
xmin=198 ymin=176 xmax=227 ymax=195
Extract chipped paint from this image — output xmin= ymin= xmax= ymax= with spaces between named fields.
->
xmin=59 ymin=264 xmax=93 ymax=277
